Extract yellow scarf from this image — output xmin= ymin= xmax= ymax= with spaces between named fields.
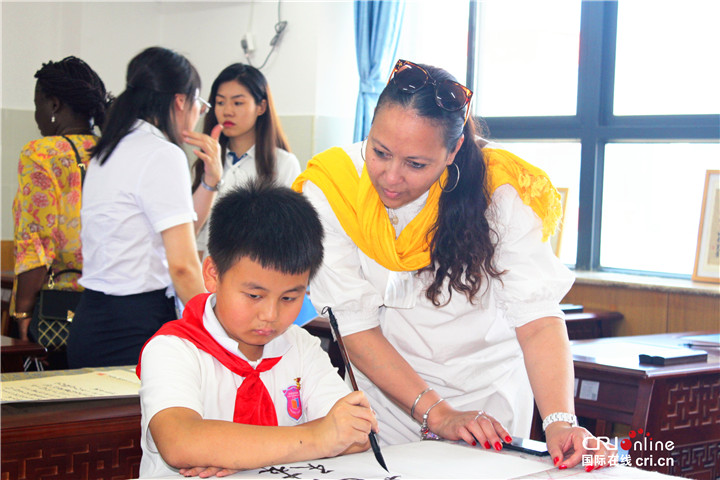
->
xmin=292 ymin=147 xmax=446 ymax=271
xmin=484 ymin=148 xmax=563 ymax=243
xmin=292 ymin=147 xmax=561 ymax=272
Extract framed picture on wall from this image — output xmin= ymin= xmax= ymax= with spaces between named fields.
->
xmin=693 ymin=170 xmax=720 ymax=283
xmin=550 ymin=187 xmax=569 ymax=257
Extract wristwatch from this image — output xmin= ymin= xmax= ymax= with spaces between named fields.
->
xmin=201 ymin=175 xmax=223 ymax=192
xmin=542 ymin=412 xmax=578 ymax=431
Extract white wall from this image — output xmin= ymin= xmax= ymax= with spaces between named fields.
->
xmin=1 ymin=0 xmax=359 ymax=239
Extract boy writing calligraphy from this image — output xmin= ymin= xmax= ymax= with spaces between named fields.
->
xmin=137 ymin=182 xmax=377 ymax=478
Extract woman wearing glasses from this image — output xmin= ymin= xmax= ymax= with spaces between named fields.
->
xmin=294 ymin=60 xmax=612 ymax=470
xmin=190 ymin=63 xmax=300 ymax=258
xmin=67 ymin=47 xmax=221 ymax=368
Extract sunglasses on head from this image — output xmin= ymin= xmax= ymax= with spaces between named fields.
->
xmin=388 ymin=59 xmax=473 ymax=123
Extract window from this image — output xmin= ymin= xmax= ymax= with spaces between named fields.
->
xmin=474 ymin=1 xmax=581 ymax=117
xmin=613 ymin=1 xmax=720 ymax=115
xmin=601 ymin=143 xmax=719 ymax=275
xmin=468 ymin=0 xmax=720 ymax=277
xmin=395 ymin=0 xmax=469 ymax=82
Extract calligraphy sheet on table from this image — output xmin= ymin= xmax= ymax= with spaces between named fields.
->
xmin=149 ymin=441 xmax=553 ymax=479
xmin=0 ymin=368 xmax=140 ymax=402
xmin=144 ymin=440 xmax=680 ymax=479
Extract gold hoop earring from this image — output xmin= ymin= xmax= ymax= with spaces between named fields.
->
xmin=441 ymin=163 xmax=460 ymax=193
xmin=360 ymin=137 xmax=368 ymax=162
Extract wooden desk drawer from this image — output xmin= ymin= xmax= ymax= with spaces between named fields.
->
xmin=574 ymin=367 xmax=641 ymax=420
xmin=1 ymin=398 xmax=141 ymax=480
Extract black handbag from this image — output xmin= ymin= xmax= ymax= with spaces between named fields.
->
xmin=31 ymin=268 xmax=82 ymax=351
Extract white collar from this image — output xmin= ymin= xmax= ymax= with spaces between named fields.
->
xmin=202 ymin=294 xmax=291 ymax=362
xmin=132 ymin=119 xmax=169 ymax=142
xmin=224 ymin=144 xmax=256 ymax=169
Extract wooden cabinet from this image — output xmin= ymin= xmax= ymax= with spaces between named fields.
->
xmin=1 ymin=397 xmax=141 ymax=480
xmin=570 ymin=333 xmax=720 ymax=479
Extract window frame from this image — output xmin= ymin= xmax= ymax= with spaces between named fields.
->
xmin=466 ymin=0 xmax=720 ymax=274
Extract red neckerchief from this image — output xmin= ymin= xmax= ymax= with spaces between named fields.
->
xmin=137 ymin=293 xmax=281 ymax=426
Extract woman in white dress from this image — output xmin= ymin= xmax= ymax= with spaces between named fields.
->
xmin=293 ymin=59 xmax=613 ymax=471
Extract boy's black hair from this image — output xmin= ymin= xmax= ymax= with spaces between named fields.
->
xmin=208 ymin=180 xmax=324 ymax=279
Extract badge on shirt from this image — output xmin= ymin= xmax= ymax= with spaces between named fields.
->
xmin=283 ymin=377 xmax=303 ymax=421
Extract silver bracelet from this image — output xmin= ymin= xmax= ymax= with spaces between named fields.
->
xmin=200 ymin=175 xmax=223 ymax=192
xmin=410 ymin=387 xmax=433 ymax=421
xmin=420 ymin=398 xmax=444 ymax=440
xmin=542 ymin=412 xmax=578 ymax=431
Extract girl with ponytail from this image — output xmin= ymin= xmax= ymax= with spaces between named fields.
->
xmin=68 ymin=47 xmax=220 ymax=368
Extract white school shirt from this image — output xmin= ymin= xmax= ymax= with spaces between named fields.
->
xmin=80 ymin=120 xmax=196 ymax=295
xmin=303 ymin=142 xmax=575 ymax=445
xmin=138 ymin=294 xmax=351 ymax=478
xmin=196 ymin=146 xmax=301 ymax=254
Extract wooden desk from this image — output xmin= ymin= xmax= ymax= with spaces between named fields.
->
xmin=1 ymin=335 xmax=46 ymax=373
xmin=565 ymin=308 xmax=622 ymax=339
xmin=570 ymin=332 xmax=720 ymax=479
xmin=1 ymin=397 xmax=142 ymax=480
xmin=1 ymin=367 xmax=142 ymax=480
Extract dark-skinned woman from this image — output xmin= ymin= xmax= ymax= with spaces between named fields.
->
xmin=11 ymin=57 xmax=110 ymax=355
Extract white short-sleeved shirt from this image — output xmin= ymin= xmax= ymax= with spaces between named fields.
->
xmin=303 ymin=142 xmax=575 ymax=445
xmin=80 ymin=120 xmax=196 ymax=295
xmin=138 ymin=294 xmax=350 ymax=477
xmin=196 ymin=146 xmax=301 ymax=253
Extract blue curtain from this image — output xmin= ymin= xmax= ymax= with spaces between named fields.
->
xmin=353 ymin=0 xmax=405 ymax=142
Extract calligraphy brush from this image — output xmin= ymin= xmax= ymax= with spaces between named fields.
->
xmin=323 ymin=306 xmax=389 ymax=473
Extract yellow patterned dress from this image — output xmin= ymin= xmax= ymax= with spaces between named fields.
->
xmin=12 ymin=134 xmax=97 ymax=307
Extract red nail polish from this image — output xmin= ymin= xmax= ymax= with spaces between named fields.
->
xmin=505 ymin=435 xmax=512 ymax=442
xmin=559 ymin=465 xmax=567 ymax=470
xmin=494 ymin=441 xmax=502 ymax=451
xmin=553 ymin=457 xmax=560 ymax=465
xmin=484 ymin=441 xmax=491 ymax=449
xmin=472 ymin=441 xmax=477 ymax=446
xmin=586 ymin=465 xmax=594 ymax=472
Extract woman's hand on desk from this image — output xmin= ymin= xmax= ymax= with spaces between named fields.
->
xmin=428 ymin=403 xmax=512 ymax=450
xmin=545 ymin=423 xmax=614 ymax=471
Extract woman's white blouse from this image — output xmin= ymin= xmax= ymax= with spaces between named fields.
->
xmin=302 ymin=142 xmax=575 ymax=444
xmin=196 ymin=146 xmax=301 ymax=253
xmin=80 ymin=120 xmax=196 ymax=295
